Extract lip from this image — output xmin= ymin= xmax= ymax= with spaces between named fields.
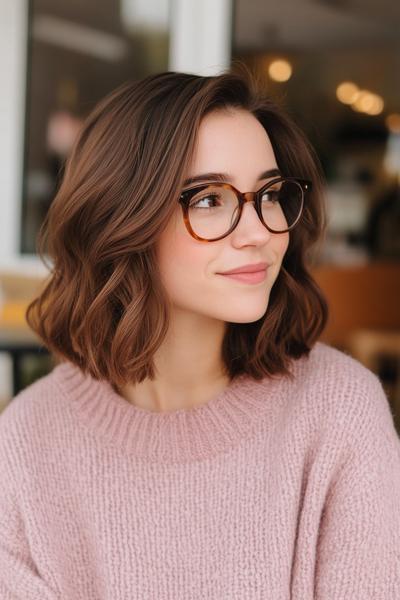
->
xmin=218 ymin=269 xmax=268 ymax=284
xmin=218 ymin=262 xmax=269 ymax=275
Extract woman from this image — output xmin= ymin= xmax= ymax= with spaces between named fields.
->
xmin=1 ymin=68 xmax=399 ymax=599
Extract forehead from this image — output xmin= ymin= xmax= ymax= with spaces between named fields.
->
xmin=189 ymin=108 xmax=278 ymax=178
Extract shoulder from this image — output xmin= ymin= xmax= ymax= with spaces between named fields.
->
xmin=290 ymin=340 xmax=384 ymax=398
xmin=291 ymin=340 xmax=377 ymax=385
xmin=289 ymin=341 xmax=398 ymax=443
xmin=0 ymin=364 xmax=67 ymax=451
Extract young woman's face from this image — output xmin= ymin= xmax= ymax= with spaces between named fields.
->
xmin=155 ymin=108 xmax=290 ymax=324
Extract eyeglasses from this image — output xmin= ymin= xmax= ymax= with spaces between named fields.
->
xmin=178 ymin=176 xmax=312 ymax=242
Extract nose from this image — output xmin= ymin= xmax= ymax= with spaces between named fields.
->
xmin=231 ymin=192 xmax=272 ymax=242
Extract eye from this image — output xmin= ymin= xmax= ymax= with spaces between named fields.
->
xmin=260 ymin=189 xmax=280 ymax=203
xmin=189 ymin=193 xmax=222 ymax=209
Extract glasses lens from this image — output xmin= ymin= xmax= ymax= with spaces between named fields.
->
xmin=260 ymin=179 xmax=303 ymax=232
xmin=187 ymin=180 xmax=303 ymax=240
xmin=188 ymin=185 xmax=238 ymax=240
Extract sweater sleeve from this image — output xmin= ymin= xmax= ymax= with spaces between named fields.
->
xmin=0 ymin=406 xmax=59 ymax=600
xmin=314 ymin=371 xmax=400 ymax=599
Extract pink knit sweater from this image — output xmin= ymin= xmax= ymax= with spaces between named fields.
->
xmin=0 ymin=341 xmax=399 ymax=599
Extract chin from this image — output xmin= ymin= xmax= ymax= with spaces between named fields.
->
xmin=223 ymin=305 xmax=269 ymax=324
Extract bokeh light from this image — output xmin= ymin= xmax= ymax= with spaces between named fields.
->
xmin=268 ymin=59 xmax=292 ymax=82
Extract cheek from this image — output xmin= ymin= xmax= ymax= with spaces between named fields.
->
xmin=274 ymin=232 xmax=290 ymax=263
xmin=156 ymin=220 xmax=212 ymax=296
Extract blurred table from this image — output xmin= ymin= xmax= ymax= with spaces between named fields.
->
xmin=0 ymin=301 xmax=50 ymax=396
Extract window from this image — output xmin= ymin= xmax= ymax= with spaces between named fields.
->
xmin=22 ymin=0 xmax=170 ymax=253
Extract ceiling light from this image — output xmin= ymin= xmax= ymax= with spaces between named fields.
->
xmin=336 ymin=82 xmax=359 ymax=104
xmin=351 ymin=91 xmax=384 ymax=115
xmin=268 ymin=59 xmax=292 ymax=82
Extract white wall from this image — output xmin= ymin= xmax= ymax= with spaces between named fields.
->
xmin=0 ymin=1 xmax=48 ymax=271
xmin=0 ymin=0 xmax=29 ymax=266
xmin=169 ymin=0 xmax=232 ymax=75
xmin=0 ymin=0 xmax=31 ymax=401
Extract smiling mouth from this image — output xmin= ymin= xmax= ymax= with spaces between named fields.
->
xmin=218 ymin=269 xmax=268 ymax=284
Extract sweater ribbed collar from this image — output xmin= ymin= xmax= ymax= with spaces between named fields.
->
xmin=54 ymin=361 xmax=287 ymax=463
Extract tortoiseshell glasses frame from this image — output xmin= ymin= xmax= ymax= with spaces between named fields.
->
xmin=178 ymin=176 xmax=312 ymax=242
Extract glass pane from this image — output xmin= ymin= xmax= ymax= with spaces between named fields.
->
xmin=21 ymin=0 xmax=170 ymax=253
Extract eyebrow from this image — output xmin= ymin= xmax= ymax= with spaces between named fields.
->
xmin=183 ymin=168 xmax=282 ymax=187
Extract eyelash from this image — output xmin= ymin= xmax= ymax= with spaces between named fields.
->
xmin=189 ymin=190 xmax=280 ymax=210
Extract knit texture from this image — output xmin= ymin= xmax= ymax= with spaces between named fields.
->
xmin=0 ymin=341 xmax=399 ymax=599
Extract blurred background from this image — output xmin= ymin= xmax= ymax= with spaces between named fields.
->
xmin=0 ymin=0 xmax=399 ymax=432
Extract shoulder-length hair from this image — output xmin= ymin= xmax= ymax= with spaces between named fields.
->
xmin=26 ymin=64 xmax=329 ymax=390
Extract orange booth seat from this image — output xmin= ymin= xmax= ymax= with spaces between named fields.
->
xmin=311 ymin=259 xmax=400 ymax=431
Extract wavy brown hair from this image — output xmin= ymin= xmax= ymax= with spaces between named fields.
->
xmin=26 ymin=64 xmax=329 ymax=390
